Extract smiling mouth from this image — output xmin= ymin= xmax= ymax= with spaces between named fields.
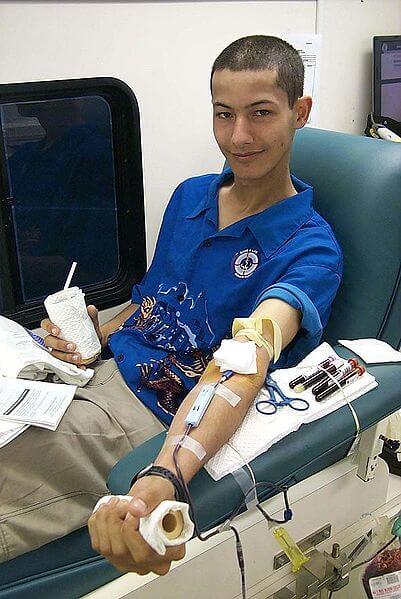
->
xmin=232 ymin=150 xmax=264 ymax=159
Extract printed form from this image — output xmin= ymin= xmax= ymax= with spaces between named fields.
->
xmin=0 ymin=378 xmax=76 ymax=447
xmin=287 ymin=34 xmax=322 ymax=126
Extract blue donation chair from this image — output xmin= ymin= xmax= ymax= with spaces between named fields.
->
xmin=0 ymin=127 xmax=400 ymax=598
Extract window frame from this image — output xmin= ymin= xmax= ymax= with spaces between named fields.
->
xmin=0 ymin=77 xmax=146 ymax=328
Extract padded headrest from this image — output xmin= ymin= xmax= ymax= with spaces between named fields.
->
xmin=291 ymin=127 xmax=401 ymax=347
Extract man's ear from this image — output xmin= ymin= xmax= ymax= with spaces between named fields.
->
xmin=294 ymin=96 xmax=312 ymax=129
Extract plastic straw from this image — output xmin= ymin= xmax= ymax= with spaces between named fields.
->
xmin=64 ymin=262 xmax=77 ymax=290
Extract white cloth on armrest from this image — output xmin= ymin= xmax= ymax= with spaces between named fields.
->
xmin=338 ymin=338 xmax=401 ymax=363
xmin=206 ymin=342 xmax=377 ymax=480
xmin=0 ymin=316 xmax=93 ymax=386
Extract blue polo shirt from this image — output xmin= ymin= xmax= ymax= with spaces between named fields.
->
xmin=109 ymin=168 xmax=343 ymax=425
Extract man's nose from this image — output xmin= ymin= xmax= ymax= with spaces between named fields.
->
xmin=231 ymin=116 xmax=253 ymax=147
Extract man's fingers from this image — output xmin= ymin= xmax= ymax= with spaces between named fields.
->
xmin=147 ymin=545 xmax=185 ymax=576
xmin=41 ymin=318 xmax=60 ymax=336
xmin=89 ymin=500 xmax=132 ymax=556
xmin=168 ymin=544 xmax=186 ymax=562
xmin=104 ymin=508 xmax=132 ymax=561
xmin=150 ymin=561 xmax=172 ymax=576
xmin=88 ymin=510 xmax=100 ymax=552
xmin=44 ymin=334 xmax=75 ymax=353
xmin=106 ymin=500 xmax=136 ymax=560
xmin=89 ymin=505 xmax=114 ymax=556
xmin=122 ymin=514 xmax=156 ymax=564
xmin=87 ymin=305 xmax=102 ymax=340
xmin=89 ymin=502 xmax=147 ymax=573
xmin=44 ymin=335 xmax=83 ymax=364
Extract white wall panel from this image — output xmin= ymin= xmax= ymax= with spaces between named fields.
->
xmin=317 ymin=0 xmax=401 ymax=134
xmin=0 ymin=1 xmax=315 ymax=257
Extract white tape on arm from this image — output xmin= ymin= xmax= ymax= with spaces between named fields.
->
xmin=215 ymin=383 xmax=242 ymax=407
xmin=167 ymin=434 xmax=206 ymax=460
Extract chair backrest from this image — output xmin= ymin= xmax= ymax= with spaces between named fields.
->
xmin=290 ymin=127 xmax=401 ymax=348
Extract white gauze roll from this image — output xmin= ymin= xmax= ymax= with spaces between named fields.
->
xmin=139 ymin=499 xmax=194 ymax=556
xmin=44 ymin=287 xmax=101 ymax=364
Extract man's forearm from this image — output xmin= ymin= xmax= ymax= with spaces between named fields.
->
xmin=153 ymin=298 xmax=301 ymax=484
xmin=100 ymin=303 xmax=139 ymax=347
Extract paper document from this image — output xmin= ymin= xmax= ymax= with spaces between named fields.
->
xmin=0 ymin=378 xmax=76 ymax=430
xmin=0 ymin=419 xmax=29 ymax=449
xmin=287 ymin=34 xmax=321 ymax=126
xmin=0 ymin=315 xmax=93 ymax=386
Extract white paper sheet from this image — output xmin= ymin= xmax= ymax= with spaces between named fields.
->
xmin=287 ymin=34 xmax=322 ymax=126
xmin=0 ymin=377 xmax=76 ymax=430
xmin=338 ymin=338 xmax=401 ymax=363
xmin=0 ymin=316 xmax=93 ymax=386
xmin=206 ymin=343 xmax=377 ymax=480
xmin=0 ymin=419 xmax=29 ymax=449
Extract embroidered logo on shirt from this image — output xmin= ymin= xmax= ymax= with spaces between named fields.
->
xmin=232 ymin=249 xmax=259 ymax=279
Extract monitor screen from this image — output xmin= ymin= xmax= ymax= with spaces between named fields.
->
xmin=373 ymin=36 xmax=401 ymax=122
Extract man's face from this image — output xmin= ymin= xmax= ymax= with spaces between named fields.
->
xmin=212 ymin=69 xmax=306 ymax=182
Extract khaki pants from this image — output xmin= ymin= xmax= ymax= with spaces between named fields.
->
xmin=0 ymin=359 xmax=165 ymax=562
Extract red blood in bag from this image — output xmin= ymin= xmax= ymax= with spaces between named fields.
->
xmin=362 ymin=547 xmax=401 ymax=598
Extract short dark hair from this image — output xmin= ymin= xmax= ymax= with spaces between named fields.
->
xmin=211 ymin=35 xmax=304 ymax=108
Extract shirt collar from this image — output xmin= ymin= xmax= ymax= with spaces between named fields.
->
xmin=246 ymin=174 xmax=314 ymax=258
xmin=185 ymin=167 xmax=233 ymax=220
xmin=185 ymin=167 xmax=314 ymax=258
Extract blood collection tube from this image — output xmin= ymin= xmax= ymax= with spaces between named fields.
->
xmin=315 ymin=365 xmax=365 ymax=402
xmin=311 ymin=359 xmax=359 ymax=396
xmin=289 ymin=357 xmax=335 ymax=389
xmin=293 ymin=359 xmax=343 ymax=393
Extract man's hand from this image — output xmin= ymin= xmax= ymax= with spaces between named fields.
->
xmin=88 ymin=476 xmax=186 ymax=575
xmin=41 ymin=305 xmax=103 ymax=367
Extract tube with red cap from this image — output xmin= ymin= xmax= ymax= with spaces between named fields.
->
xmin=311 ymin=359 xmax=359 ymax=396
xmin=315 ymin=365 xmax=365 ymax=402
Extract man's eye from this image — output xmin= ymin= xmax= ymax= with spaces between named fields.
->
xmin=216 ymin=112 xmax=232 ymax=119
xmin=254 ymin=110 xmax=271 ymax=117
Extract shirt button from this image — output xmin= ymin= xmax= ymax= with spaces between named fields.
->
xmin=117 ymin=354 xmax=124 ymax=363
xmin=203 ymin=239 xmax=212 ymax=247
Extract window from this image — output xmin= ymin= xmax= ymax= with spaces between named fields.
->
xmin=0 ymin=78 xmax=146 ymax=328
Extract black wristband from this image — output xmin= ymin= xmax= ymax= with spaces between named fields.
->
xmin=131 ymin=465 xmax=187 ymax=503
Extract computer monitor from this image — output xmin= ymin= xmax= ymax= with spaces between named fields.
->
xmin=373 ymin=35 xmax=401 ymax=122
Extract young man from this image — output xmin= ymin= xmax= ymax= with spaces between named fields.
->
xmin=0 ymin=36 xmax=342 ymax=568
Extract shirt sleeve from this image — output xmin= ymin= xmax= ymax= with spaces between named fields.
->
xmin=253 ymin=265 xmax=342 ymax=369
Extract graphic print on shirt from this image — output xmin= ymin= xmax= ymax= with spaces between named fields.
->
xmin=136 ymin=350 xmax=213 ymax=415
xmin=130 ymin=282 xmax=214 ymax=352
xmin=130 ymin=282 xmax=216 ymax=415
xmin=232 ymin=248 xmax=259 ymax=279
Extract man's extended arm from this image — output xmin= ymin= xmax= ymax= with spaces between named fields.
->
xmin=88 ymin=297 xmax=301 ymax=574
